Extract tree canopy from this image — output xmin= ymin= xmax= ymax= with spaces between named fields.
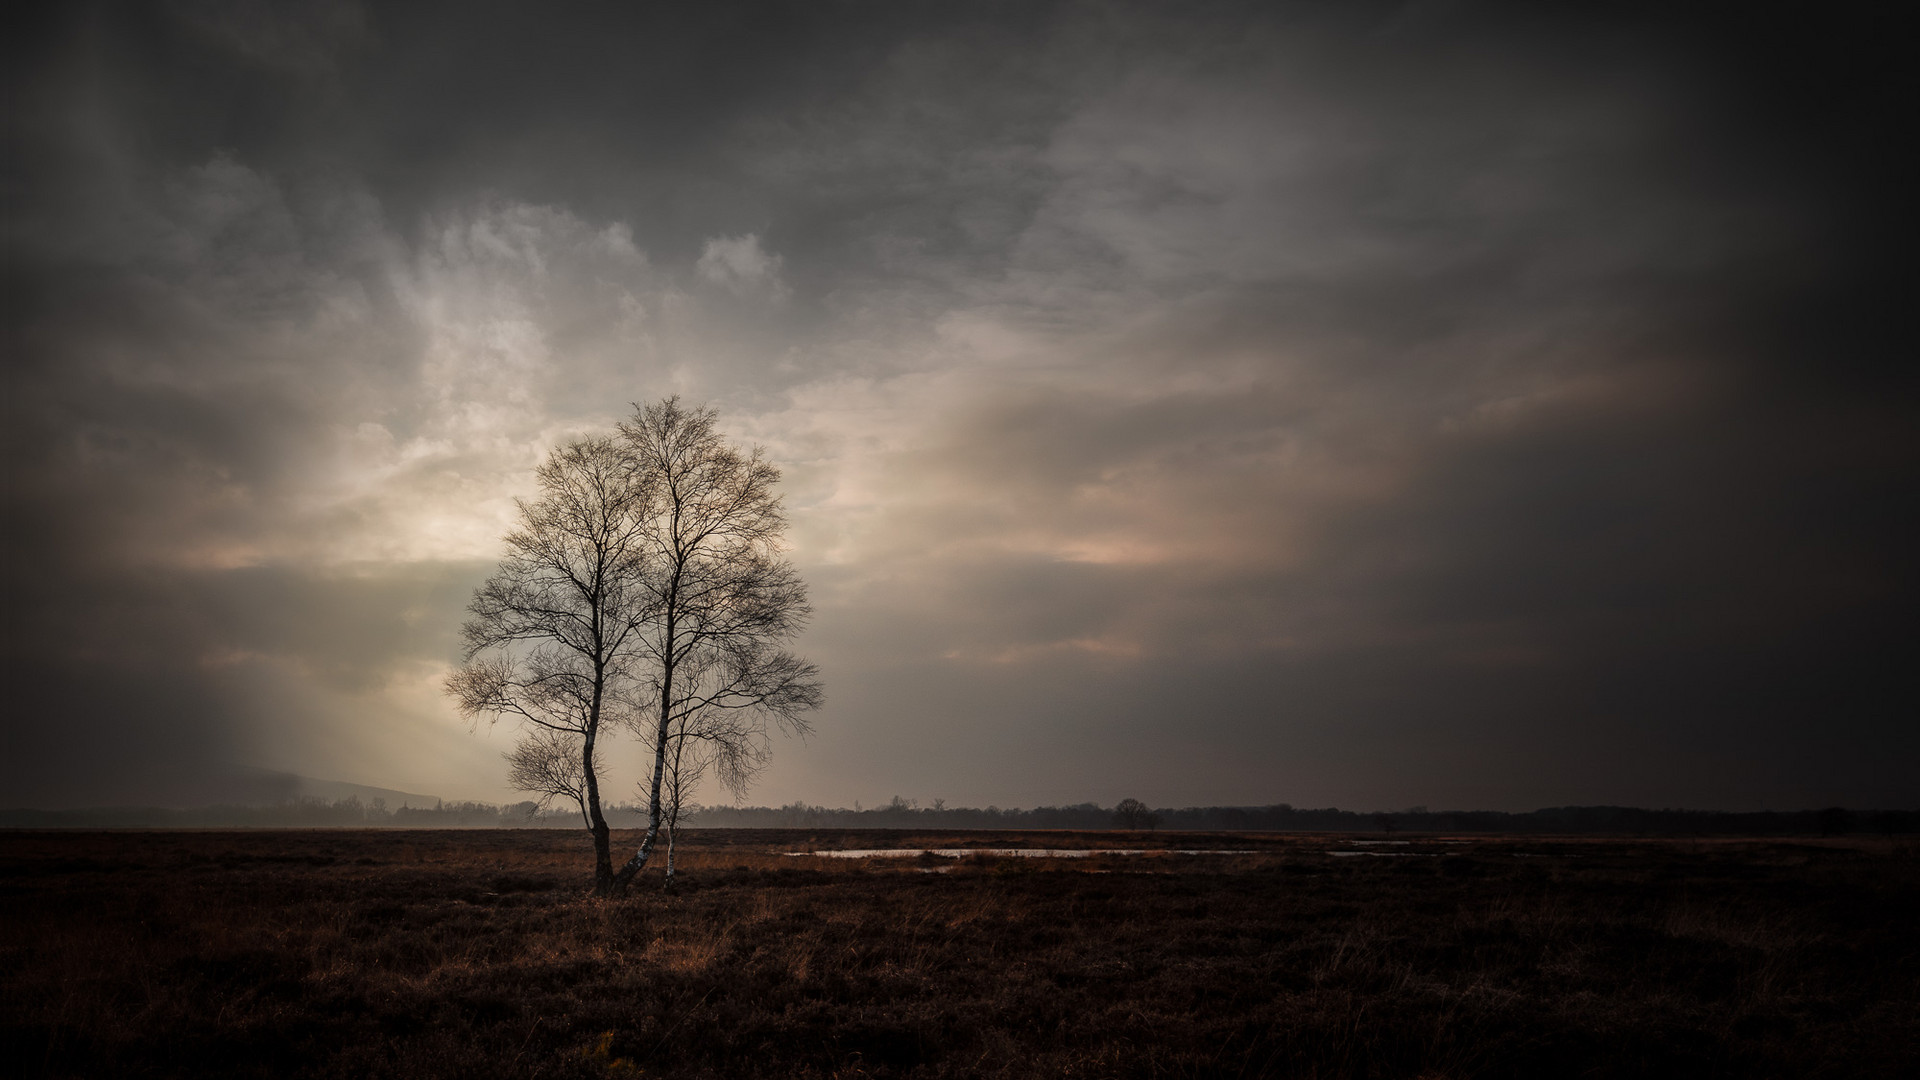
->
xmin=448 ymin=400 xmax=821 ymax=895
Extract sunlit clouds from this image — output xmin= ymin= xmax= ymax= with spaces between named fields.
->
xmin=696 ymin=233 xmax=789 ymax=303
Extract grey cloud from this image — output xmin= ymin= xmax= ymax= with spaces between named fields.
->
xmin=5 ymin=1 xmax=1913 ymax=811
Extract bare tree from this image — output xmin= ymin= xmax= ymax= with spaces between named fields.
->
xmin=505 ymin=729 xmax=594 ymax=828
xmin=446 ymin=436 xmax=652 ymax=895
xmin=610 ymin=399 xmax=823 ymax=892
xmin=1113 ymin=798 xmax=1160 ymax=830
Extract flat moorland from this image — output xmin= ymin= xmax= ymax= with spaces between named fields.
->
xmin=1 ymin=829 xmax=1914 ymax=1079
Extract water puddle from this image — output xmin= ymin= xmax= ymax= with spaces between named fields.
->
xmin=1326 ymin=849 xmax=1575 ymax=858
xmin=782 ymin=848 xmax=1259 ymax=859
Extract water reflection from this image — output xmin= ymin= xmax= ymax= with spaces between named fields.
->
xmin=783 ymin=848 xmax=1258 ymax=858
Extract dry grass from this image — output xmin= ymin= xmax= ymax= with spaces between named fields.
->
xmin=2 ymin=829 xmax=1915 ymax=1078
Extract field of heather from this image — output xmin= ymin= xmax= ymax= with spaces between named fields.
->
xmin=3 ymin=829 xmax=1915 ymax=1078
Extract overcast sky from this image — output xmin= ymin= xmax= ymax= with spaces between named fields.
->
xmin=4 ymin=1 xmax=1913 ymax=812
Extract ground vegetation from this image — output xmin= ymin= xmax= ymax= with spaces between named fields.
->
xmin=3 ymin=829 xmax=1915 ymax=1078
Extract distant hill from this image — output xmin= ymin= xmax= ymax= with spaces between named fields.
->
xmin=157 ymin=767 xmax=440 ymax=810
xmin=0 ymin=768 xmax=443 ymax=827
xmin=279 ymin=773 xmax=440 ymax=809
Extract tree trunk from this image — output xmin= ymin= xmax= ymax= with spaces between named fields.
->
xmin=589 ymin=816 xmax=614 ymax=895
xmin=582 ymin=716 xmax=616 ymax=896
xmin=612 ymin=617 xmax=674 ymax=894
xmin=610 ymin=781 xmax=661 ymax=892
xmin=610 ymin=715 xmax=667 ymax=890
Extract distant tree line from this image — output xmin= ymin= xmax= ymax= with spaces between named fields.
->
xmin=685 ymin=800 xmax=1919 ymax=836
xmin=4 ymin=796 xmax=1915 ymax=834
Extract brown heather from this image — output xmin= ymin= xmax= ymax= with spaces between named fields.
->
xmin=2 ymin=829 xmax=1915 ymax=1078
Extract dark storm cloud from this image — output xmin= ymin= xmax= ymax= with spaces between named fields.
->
xmin=4 ymin=1 xmax=1913 ymax=809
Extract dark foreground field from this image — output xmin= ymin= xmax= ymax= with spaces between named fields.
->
xmin=2 ymin=830 xmax=1915 ymax=1079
